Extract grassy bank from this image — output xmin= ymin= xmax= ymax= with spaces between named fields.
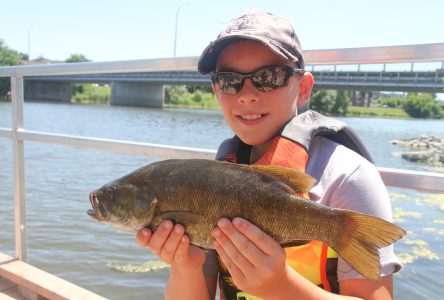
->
xmin=72 ymin=84 xmax=111 ymax=104
xmin=4 ymin=83 xmax=413 ymax=119
xmin=344 ymin=106 xmax=409 ymax=118
xmin=164 ymin=102 xmax=220 ymax=110
xmin=166 ymin=99 xmax=410 ymax=118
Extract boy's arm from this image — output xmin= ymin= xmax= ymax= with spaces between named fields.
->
xmin=212 ymin=217 xmax=393 ymax=300
xmin=136 ymin=221 xmax=216 ymax=300
xmin=165 ymin=265 xmax=217 ymax=300
xmin=340 ymin=275 xmax=393 ymax=299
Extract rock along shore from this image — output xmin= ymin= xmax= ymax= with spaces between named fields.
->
xmin=391 ymin=135 xmax=444 ymax=166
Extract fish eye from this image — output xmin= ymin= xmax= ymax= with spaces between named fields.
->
xmin=106 ymin=186 xmax=117 ymax=199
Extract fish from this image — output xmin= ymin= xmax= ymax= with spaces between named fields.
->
xmin=87 ymin=158 xmax=406 ymax=281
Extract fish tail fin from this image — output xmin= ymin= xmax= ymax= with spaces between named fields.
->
xmin=334 ymin=211 xmax=406 ymax=281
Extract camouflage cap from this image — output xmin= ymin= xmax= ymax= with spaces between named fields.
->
xmin=198 ymin=8 xmax=304 ymax=74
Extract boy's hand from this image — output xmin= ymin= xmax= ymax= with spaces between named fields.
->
xmin=136 ymin=220 xmax=206 ymax=270
xmin=211 ymin=217 xmax=289 ymax=298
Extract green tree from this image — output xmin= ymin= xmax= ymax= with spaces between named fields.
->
xmin=34 ymin=55 xmax=49 ymax=62
xmin=165 ymin=85 xmax=189 ymax=105
xmin=65 ymin=53 xmax=91 ymax=63
xmin=402 ymin=93 xmax=443 ymax=119
xmin=377 ymin=96 xmax=404 ymax=108
xmin=187 ymin=85 xmax=213 ymax=93
xmin=331 ymin=90 xmax=349 ymax=115
xmin=191 ymin=89 xmax=203 ymax=103
xmin=65 ymin=54 xmax=92 ymax=95
xmin=310 ymin=90 xmax=336 ymax=114
xmin=0 ymin=39 xmax=21 ymax=99
xmin=19 ymin=52 xmax=29 ymax=61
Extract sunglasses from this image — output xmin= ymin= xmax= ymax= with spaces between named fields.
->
xmin=211 ymin=65 xmax=305 ymax=95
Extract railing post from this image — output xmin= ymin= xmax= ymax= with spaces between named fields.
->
xmin=11 ymin=75 xmax=27 ymax=261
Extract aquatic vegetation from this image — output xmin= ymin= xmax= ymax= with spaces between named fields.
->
xmin=388 ymin=192 xmax=408 ymax=202
xmin=392 ymin=208 xmax=423 ymax=223
xmin=423 ymin=227 xmax=444 ymax=235
xmin=406 ymin=193 xmax=444 ymax=211
xmin=424 ymin=166 xmax=444 ymax=173
xmin=402 ymin=238 xmax=428 ymax=247
xmin=412 ymin=247 xmax=439 ymax=260
xmin=397 ymin=253 xmax=416 ymax=264
xmin=105 ymin=260 xmax=170 ymax=273
xmin=421 ymin=194 xmax=444 ymax=212
xmin=398 ymin=237 xmax=440 ymax=264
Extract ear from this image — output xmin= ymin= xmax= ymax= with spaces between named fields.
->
xmin=297 ymin=72 xmax=314 ymax=108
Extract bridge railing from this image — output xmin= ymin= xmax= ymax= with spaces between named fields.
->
xmin=0 ymin=43 xmax=444 ymax=262
xmin=313 ymin=69 xmax=444 ymax=92
xmin=315 ymin=70 xmax=443 ymax=83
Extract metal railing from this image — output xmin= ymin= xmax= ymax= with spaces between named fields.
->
xmin=1 ymin=43 xmax=444 ymax=262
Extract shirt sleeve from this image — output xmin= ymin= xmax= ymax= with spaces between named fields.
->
xmin=307 ymin=137 xmax=402 ymax=281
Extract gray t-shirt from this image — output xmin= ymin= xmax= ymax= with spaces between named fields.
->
xmin=306 ymin=136 xmax=402 ymax=281
xmin=203 ymin=136 xmax=402 ymax=281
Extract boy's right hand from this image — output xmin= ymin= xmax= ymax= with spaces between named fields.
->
xmin=136 ymin=220 xmax=206 ymax=270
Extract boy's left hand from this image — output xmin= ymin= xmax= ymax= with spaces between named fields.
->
xmin=211 ymin=217 xmax=288 ymax=298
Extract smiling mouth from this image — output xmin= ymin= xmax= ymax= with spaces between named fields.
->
xmin=239 ymin=114 xmax=266 ymax=120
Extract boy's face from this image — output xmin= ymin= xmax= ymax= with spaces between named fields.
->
xmin=213 ymin=40 xmax=312 ymax=147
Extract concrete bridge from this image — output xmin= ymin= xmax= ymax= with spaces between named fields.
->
xmin=14 ymin=43 xmax=444 ymax=107
xmin=23 ymin=68 xmax=444 ymax=106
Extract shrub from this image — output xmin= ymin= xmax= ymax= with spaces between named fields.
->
xmin=402 ymin=93 xmax=443 ymax=119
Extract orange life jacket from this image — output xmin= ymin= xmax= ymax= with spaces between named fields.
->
xmin=217 ymin=136 xmax=339 ymax=299
xmin=215 ymin=110 xmax=372 ymax=300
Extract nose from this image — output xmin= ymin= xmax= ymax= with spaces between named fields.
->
xmin=238 ymin=78 xmax=259 ymax=104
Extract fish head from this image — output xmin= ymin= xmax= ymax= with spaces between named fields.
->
xmin=87 ymin=179 xmax=157 ymax=232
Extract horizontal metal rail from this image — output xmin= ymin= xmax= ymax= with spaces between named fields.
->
xmin=1 ymin=128 xmax=216 ymax=160
xmin=303 ymin=43 xmax=444 ymax=65
xmin=379 ymin=168 xmax=444 ymax=194
xmin=0 ymin=43 xmax=443 ymax=77
xmin=1 ymin=127 xmax=443 ymax=193
xmin=0 ymin=57 xmax=199 ymax=77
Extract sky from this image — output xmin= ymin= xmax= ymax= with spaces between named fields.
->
xmin=0 ymin=0 xmax=443 ymax=63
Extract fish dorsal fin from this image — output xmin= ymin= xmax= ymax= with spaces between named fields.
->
xmin=249 ymin=165 xmax=316 ymax=194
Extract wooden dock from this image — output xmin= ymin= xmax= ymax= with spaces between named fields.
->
xmin=0 ymin=276 xmax=26 ymax=300
xmin=0 ymin=253 xmax=106 ymax=300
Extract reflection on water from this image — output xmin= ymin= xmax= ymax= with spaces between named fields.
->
xmin=0 ymin=102 xmax=443 ymax=300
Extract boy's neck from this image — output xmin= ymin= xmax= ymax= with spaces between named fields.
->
xmin=250 ymin=140 xmax=274 ymax=163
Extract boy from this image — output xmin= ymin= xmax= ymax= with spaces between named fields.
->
xmin=137 ymin=8 xmax=401 ymax=300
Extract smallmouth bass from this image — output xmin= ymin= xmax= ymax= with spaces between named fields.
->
xmin=87 ymin=159 xmax=405 ymax=281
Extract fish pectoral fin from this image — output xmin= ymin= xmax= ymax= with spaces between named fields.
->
xmin=157 ymin=211 xmax=204 ymax=227
xmin=248 ymin=165 xmax=316 ymax=194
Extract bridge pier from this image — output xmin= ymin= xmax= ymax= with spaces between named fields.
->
xmin=351 ymin=91 xmax=373 ymax=107
xmin=24 ymin=80 xmax=72 ymax=102
xmin=111 ymin=82 xmax=164 ymax=108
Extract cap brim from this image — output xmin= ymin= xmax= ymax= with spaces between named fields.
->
xmin=197 ymin=35 xmax=295 ymax=74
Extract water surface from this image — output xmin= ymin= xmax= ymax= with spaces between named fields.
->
xmin=0 ymin=102 xmax=443 ymax=299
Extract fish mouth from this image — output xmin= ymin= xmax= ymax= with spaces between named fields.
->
xmin=88 ymin=191 xmax=109 ymax=220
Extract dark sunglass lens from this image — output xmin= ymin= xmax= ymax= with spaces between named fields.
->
xmin=213 ymin=73 xmax=242 ymax=94
xmin=271 ymin=66 xmax=289 ymax=86
xmin=253 ymin=66 xmax=289 ymax=92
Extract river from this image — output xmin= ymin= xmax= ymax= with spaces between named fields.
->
xmin=0 ymin=102 xmax=443 ymax=299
